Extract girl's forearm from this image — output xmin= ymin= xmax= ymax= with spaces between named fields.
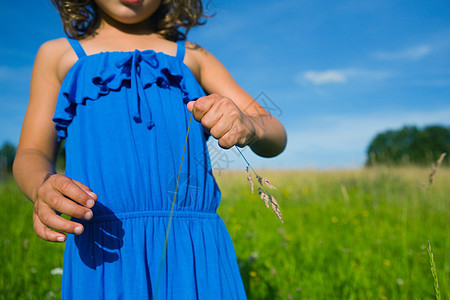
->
xmin=13 ymin=149 xmax=57 ymax=203
xmin=249 ymin=114 xmax=287 ymax=158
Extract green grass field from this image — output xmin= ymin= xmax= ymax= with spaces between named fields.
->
xmin=1 ymin=167 xmax=448 ymax=299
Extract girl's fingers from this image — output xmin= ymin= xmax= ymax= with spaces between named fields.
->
xmin=189 ymin=95 xmax=218 ymax=121
xmin=50 ymin=175 xmax=96 ymax=208
xmin=195 ymin=95 xmax=236 ymax=130
xmin=218 ymin=129 xmax=239 ymax=149
xmin=36 ymin=204 xmax=85 ymax=236
xmin=72 ymin=179 xmax=98 ymax=201
xmin=43 ymin=189 xmax=93 ymax=220
xmin=209 ymin=115 xmax=233 ymax=140
xmin=218 ymin=122 xmax=253 ymax=149
xmin=189 ymin=94 xmax=255 ymax=148
xmin=33 ymin=212 xmax=67 ymax=243
xmin=201 ymin=108 xmax=224 ymax=132
xmin=186 ymin=101 xmax=195 ymax=112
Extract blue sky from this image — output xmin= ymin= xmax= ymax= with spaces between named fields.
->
xmin=0 ymin=0 xmax=449 ymax=169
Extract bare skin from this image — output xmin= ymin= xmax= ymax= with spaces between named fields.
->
xmin=13 ymin=2 xmax=287 ymax=243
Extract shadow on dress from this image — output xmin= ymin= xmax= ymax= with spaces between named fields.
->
xmin=74 ymin=201 xmax=125 ymax=269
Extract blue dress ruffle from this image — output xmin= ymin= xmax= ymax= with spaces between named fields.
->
xmin=53 ymin=41 xmax=247 ymax=299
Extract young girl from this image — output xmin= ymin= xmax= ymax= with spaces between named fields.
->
xmin=13 ymin=0 xmax=286 ymax=298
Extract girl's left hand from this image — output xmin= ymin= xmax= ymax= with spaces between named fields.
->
xmin=187 ymin=94 xmax=258 ymax=149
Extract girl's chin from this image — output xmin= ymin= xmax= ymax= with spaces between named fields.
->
xmin=96 ymin=0 xmax=161 ymax=27
xmin=120 ymin=0 xmax=141 ymax=5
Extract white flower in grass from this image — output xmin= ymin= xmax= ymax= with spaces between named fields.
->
xmin=50 ymin=267 xmax=63 ymax=275
xmin=249 ymin=251 xmax=259 ymax=262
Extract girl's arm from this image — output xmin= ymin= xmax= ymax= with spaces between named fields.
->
xmin=185 ymin=44 xmax=287 ymax=157
xmin=13 ymin=40 xmax=97 ymax=242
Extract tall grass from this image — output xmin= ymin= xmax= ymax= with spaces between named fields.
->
xmin=216 ymin=167 xmax=449 ymax=299
xmin=0 ymin=178 xmax=64 ymax=299
xmin=427 ymin=240 xmax=441 ymax=300
xmin=0 ymin=167 xmax=448 ymax=299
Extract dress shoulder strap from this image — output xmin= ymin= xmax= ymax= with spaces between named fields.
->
xmin=67 ymin=38 xmax=87 ymax=58
xmin=176 ymin=40 xmax=186 ymax=61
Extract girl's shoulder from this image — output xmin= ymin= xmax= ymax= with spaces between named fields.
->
xmin=184 ymin=41 xmax=223 ymax=87
xmin=184 ymin=41 xmax=204 ymax=81
xmin=183 ymin=41 xmax=235 ymax=95
xmin=36 ymin=38 xmax=79 ymax=84
xmin=36 ymin=37 xmax=225 ymax=90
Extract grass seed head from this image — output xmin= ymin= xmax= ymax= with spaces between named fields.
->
xmin=258 ymin=187 xmax=270 ymax=208
xmin=247 ymin=173 xmax=254 ymax=194
xmin=242 ymin=158 xmax=283 ymax=224
xmin=427 ymin=152 xmax=447 ymax=189
xmin=269 ymin=194 xmax=283 ymax=223
xmin=261 ymin=177 xmax=277 ymax=189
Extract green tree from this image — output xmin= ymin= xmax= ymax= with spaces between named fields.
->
xmin=0 ymin=141 xmax=65 ymax=178
xmin=366 ymin=125 xmax=450 ymax=166
xmin=0 ymin=141 xmax=16 ymax=174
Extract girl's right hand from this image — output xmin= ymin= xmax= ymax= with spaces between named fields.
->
xmin=33 ymin=174 xmax=97 ymax=242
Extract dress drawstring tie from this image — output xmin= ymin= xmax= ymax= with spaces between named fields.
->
xmin=116 ymin=50 xmax=160 ymax=130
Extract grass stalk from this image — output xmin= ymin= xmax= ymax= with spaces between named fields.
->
xmin=427 ymin=240 xmax=441 ymax=300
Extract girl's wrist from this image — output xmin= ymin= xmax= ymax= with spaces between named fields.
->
xmin=246 ymin=114 xmax=287 ymax=158
xmin=246 ymin=114 xmax=265 ymax=146
xmin=32 ymin=172 xmax=53 ymax=203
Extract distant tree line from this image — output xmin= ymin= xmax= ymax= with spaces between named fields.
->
xmin=0 ymin=142 xmax=16 ymax=174
xmin=366 ymin=125 xmax=450 ymax=166
xmin=0 ymin=142 xmax=65 ymax=179
xmin=1 ymin=124 xmax=449 ymax=176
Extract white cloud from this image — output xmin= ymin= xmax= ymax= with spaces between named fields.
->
xmin=303 ymin=70 xmax=347 ymax=85
xmin=298 ymin=68 xmax=392 ymax=86
xmin=373 ymin=45 xmax=431 ymax=61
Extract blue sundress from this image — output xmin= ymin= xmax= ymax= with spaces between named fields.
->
xmin=53 ymin=38 xmax=247 ymax=299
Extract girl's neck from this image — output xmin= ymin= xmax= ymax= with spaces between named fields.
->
xmin=98 ymin=10 xmax=156 ymax=36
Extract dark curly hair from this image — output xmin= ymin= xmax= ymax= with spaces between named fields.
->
xmin=50 ymin=0 xmax=210 ymax=41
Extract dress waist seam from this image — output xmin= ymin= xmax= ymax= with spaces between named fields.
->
xmin=82 ymin=210 xmax=219 ymax=223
